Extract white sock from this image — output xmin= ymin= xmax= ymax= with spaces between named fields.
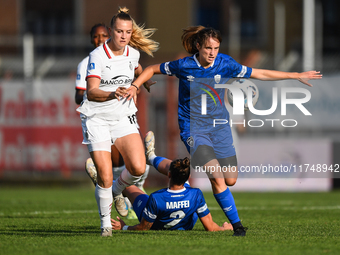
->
xmin=95 ymin=184 xmax=112 ymax=229
xmin=112 ymin=168 xmax=141 ymax=195
xmin=113 ymin=165 xmax=126 ymax=180
xmin=149 ymin=155 xmax=157 ymax=165
xmin=136 ymin=164 xmax=150 ymax=189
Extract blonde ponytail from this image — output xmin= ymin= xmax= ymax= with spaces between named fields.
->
xmin=118 ymin=6 xmax=129 ymax=14
xmin=110 ymin=7 xmax=159 ymax=57
xmin=130 ymin=20 xmax=159 ymax=57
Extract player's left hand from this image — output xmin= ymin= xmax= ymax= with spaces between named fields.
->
xmin=111 ymin=216 xmax=125 ymax=230
xmin=143 ymin=79 xmax=157 ymax=93
xmin=297 ymin=71 xmax=322 ymax=87
xmin=123 ymin=86 xmax=138 ymax=105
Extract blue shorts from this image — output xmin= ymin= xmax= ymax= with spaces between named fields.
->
xmin=133 ymin=194 xmax=149 ymax=222
xmin=181 ymin=125 xmax=235 ymax=159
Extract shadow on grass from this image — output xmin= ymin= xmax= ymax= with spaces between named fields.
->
xmin=112 ymin=229 xmax=234 ymax=237
xmin=0 ymin=215 xmax=60 ymax=219
xmin=0 ymin=225 xmax=99 ymax=236
xmin=0 ymin=227 xmax=234 ymax=237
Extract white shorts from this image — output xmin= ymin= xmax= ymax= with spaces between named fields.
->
xmin=81 ymin=113 xmax=139 ymax=152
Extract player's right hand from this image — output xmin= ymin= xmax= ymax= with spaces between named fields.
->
xmin=222 ymin=222 xmax=233 ymax=231
xmin=114 ymin=87 xmax=127 ymax=100
xmin=111 ymin=216 xmax=125 ymax=230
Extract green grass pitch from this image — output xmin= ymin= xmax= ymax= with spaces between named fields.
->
xmin=0 ymin=186 xmax=339 ymax=255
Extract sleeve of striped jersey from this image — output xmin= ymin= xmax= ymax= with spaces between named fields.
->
xmin=75 ymin=59 xmax=87 ymax=90
xmin=142 ymin=194 xmax=158 ymax=222
xmin=86 ymin=52 xmax=102 ymax=80
xmin=228 ymin=57 xmax=252 ymax=78
xmin=196 ymin=190 xmax=210 ymax=218
xmin=160 ymin=59 xmax=180 ymax=76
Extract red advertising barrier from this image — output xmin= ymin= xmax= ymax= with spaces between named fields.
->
xmin=0 ymin=80 xmax=88 ymax=178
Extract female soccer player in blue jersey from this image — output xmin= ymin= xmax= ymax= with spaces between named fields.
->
xmin=125 ymin=26 xmax=322 ymax=236
xmin=111 ymin=157 xmax=233 ymax=231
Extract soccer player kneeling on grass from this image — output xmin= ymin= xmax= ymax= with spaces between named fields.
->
xmin=111 ymin=157 xmax=233 ymax=232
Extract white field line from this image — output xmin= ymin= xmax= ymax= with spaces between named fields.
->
xmin=0 ymin=210 xmax=98 ymax=216
xmin=1 ymin=206 xmax=340 ymax=216
xmin=209 ymin=206 xmax=340 ymax=211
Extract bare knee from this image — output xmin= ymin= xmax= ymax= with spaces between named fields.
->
xmin=225 ymin=178 xmax=237 ymax=186
xmin=97 ymin=170 xmax=113 ymax=188
xmin=128 ymin=161 xmax=146 ymax=176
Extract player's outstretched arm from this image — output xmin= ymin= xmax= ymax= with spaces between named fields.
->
xmin=111 ymin=216 xmax=153 ymax=231
xmin=133 ymin=64 xmax=162 ymax=92
xmin=134 ymin=64 xmax=157 ymax=93
xmin=199 ymin=213 xmax=233 ymax=232
xmin=123 ymin=64 xmax=161 ymax=102
xmin=251 ymin=68 xmax=322 ymax=87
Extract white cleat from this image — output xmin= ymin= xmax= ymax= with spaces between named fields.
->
xmin=85 ymin=158 xmax=97 ymax=186
xmin=101 ymin=227 xmax=112 ymax=237
xmin=144 ymin=131 xmax=156 ymax=166
xmin=114 ymin=193 xmax=128 ymax=217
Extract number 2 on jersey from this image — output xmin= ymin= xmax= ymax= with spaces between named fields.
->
xmin=164 ymin=210 xmax=185 ymax=229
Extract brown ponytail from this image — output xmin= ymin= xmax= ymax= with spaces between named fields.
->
xmin=181 ymin=26 xmax=222 ymax=54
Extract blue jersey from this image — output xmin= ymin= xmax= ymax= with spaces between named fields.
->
xmin=141 ymin=185 xmax=210 ymax=230
xmin=160 ymin=53 xmax=252 ymax=134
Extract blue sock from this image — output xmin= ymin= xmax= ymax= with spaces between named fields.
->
xmin=214 ymin=187 xmax=241 ymax=225
xmin=153 ymin=156 xmax=166 ymax=172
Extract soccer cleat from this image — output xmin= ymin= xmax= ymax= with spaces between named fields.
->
xmin=101 ymin=227 xmax=112 ymax=237
xmin=144 ymin=131 xmax=156 ymax=165
xmin=233 ymin=226 xmax=248 ymax=236
xmin=85 ymin=158 xmax=97 ymax=186
xmin=114 ymin=193 xmax=128 ymax=217
xmin=127 ymin=208 xmax=138 ymax=220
